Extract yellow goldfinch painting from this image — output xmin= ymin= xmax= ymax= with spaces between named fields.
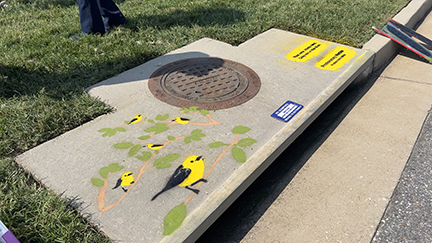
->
xmin=146 ymin=144 xmax=164 ymax=150
xmin=172 ymin=117 xmax=190 ymax=125
xmin=151 ymin=155 xmax=207 ymax=201
xmin=112 ymin=172 xmax=134 ymax=192
xmin=128 ymin=114 xmax=142 ymax=124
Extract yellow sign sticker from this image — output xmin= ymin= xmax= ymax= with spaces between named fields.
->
xmin=315 ymin=46 xmax=357 ymax=71
xmin=285 ymin=39 xmax=327 ymax=62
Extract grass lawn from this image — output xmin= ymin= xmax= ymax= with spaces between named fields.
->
xmin=0 ymin=0 xmax=409 ymax=241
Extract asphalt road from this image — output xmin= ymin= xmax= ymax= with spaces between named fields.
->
xmin=372 ymin=107 xmax=432 ymax=243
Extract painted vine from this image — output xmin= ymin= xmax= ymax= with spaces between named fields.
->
xmin=92 ymin=107 xmax=256 ymax=236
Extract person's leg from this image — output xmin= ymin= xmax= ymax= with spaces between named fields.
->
xmin=97 ymin=0 xmax=127 ymax=31
xmin=77 ymin=0 xmax=105 ymax=35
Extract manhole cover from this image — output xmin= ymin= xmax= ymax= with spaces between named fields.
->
xmin=148 ymin=58 xmax=261 ymax=110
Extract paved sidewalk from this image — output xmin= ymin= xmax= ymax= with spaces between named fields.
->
xmin=372 ymin=10 xmax=432 ymax=242
xmin=198 ymin=3 xmax=432 ymax=243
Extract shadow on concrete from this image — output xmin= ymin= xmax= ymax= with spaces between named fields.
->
xmin=196 ymin=61 xmax=393 ymax=243
xmin=127 ymin=7 xmax=245 ymax=31
xmin=84 ymin=51 xmax=211 ymax=92
xmin=397 ymin=47 xmax=432 ymax=64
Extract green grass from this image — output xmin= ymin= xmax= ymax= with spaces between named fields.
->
xmin=0 ymin=0 xmax=409 ymax=241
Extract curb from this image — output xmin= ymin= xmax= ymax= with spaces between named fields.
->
xmin=363 ymin=0 xmax=432 ymax=71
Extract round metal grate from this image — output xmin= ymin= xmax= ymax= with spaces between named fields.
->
xmin=148 ymin=58 xmax=261 ymax=110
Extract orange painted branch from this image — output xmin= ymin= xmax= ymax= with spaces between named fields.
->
xmin=97 ymin=134 xmax=187 ymax=212
xmin=97 ymin=154 xmax=156 ymax=213
xmin=184 ymin=134 xmax=239 ymax=205
xmin=189 ymin=114 xmax=222 ymax=126
xmin=97 ymin=173 xmax=113 ymax=212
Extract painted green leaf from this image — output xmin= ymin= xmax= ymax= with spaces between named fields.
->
xmin=138 ymin=135 xmax=151 ymax=140
xmin=191 ymin=129 xmax=202 ymax=136
xmin=167 ymin=136 xmax=176 ymax=141
xmin=155 ymin=127 xmax=169 ymax=134
xmin=91 ymin=178 xmax=104 ymax=187
xmin=114 ymin=142 xmax=134 ymax=149
xmin=156 ymin=123 xmax=168 ymax=128
xmin=99 ymin=167 xmax=110 ymax=178
xmin=148 ymin=119 xmax=154 ymax=123
xmin=200 ymin=109 xmax=209 ymax=116
xmin=128 ymin=145 xmax=142 ymax=157
xmin=163 ymin=203 xmax=186 ymax=235
xmin=236 ymin=138 xmax=257 ymax=147
xmin=189 ymin=106 xmax=198 ymax=112
xmin=163 ymin=154 xmax=179 ymax=162
xmin=232 ymin=146 xmax=246 ymax=163
xmin=115 ymin=127 xmax=126 ymax=132
xmin=154 ymin=157 xmax=172 ymax=168
xmin=155 ymin=150 xmax=159 ymax=154
xmin=136 ymin=151 xmax=153 ymax=161
xmin=232 ymin=126 xmax=251 ymax=134
xmin=107 ymin=130 xmax=117 ymax=137
xmin=155 ymin=114 xmax=169 ymax=121
xmin=190 ymin=130 xmax=205 ymax=140
xmin=153 ymin=158 xmax=163 ymax=166
xmin=145 ymin=126 xmax=158 ymax=133
xmin=108 ymin=163 xmax=123 ymax=172
xmin=184 ymin=137 xmax=191 ymax=144
xmin=100 ymin=128 xmax=117 ymax=137
xmin=156 ymin=163 xmax=172 ymax=169
xmin=209 ymin=141 xmax=228 ymax=148
xmin=181 ymin=108 xmax=190 ymax=113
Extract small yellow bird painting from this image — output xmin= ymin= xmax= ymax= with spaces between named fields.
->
xmin=151 ymin=155 xmax=207 ymax=201
xmin=172 ymin=117 xmax=190 ymax=125
xmin=146 ymin=144 xmax=164 ymax=150
xmin=128 ymin=114 xmax=142 ymax=124
xmin=112 ymin=172 xmax=134 ymax=192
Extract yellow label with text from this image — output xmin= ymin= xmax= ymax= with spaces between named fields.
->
xmin=285 ymin=39 xmax=327 ymax=62
xmin=315 ymin=46 xmax=356 ymax=71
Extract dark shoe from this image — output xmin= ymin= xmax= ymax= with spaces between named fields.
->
xmin=104 ymin=18 xmax=127 ymax=32
xmin=69 ymin=34 xmax=84 ymax=40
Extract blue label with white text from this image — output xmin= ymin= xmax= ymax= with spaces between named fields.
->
xmin=271 ymin=101 xmax=303 ymax=122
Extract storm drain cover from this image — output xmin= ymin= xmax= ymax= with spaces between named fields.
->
xmin=148 ymin=58 xmax=261 ymax=110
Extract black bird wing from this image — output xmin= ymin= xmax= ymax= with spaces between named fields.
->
xmin=151 ymin=165 xmax=191 ymax=201
xmin=128 ymin=118 xmax=137 ymax=124
xmin=166 ymin=165 xmax=191 ymax=188
xmin=112 ymin=178 xmax=122 ymax=189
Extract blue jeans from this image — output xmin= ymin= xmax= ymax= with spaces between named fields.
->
xmin=77 ymin=0 xmax=126 ymax=35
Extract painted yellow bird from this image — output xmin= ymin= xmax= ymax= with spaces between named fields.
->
xmin=112 ymin=172 xmax=135 ymax=192
xmin=146 ymin=144 xmax=164 ymax=150
xmin=172 ymin=117 xmax=190 ymax=125
xmin=151 ymin=155 xmax=207 ymax=201
xmin=128 ymin=114 xmax=142 ymax=124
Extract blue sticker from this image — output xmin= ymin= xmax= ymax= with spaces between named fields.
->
xmin=271 ymin=101 xmax=303 ymax=122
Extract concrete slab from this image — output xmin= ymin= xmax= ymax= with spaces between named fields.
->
xmin=241 ymin=11 xmax=432 ymax=242
xmin=15 ymin=29 xmax=373 ymax=243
